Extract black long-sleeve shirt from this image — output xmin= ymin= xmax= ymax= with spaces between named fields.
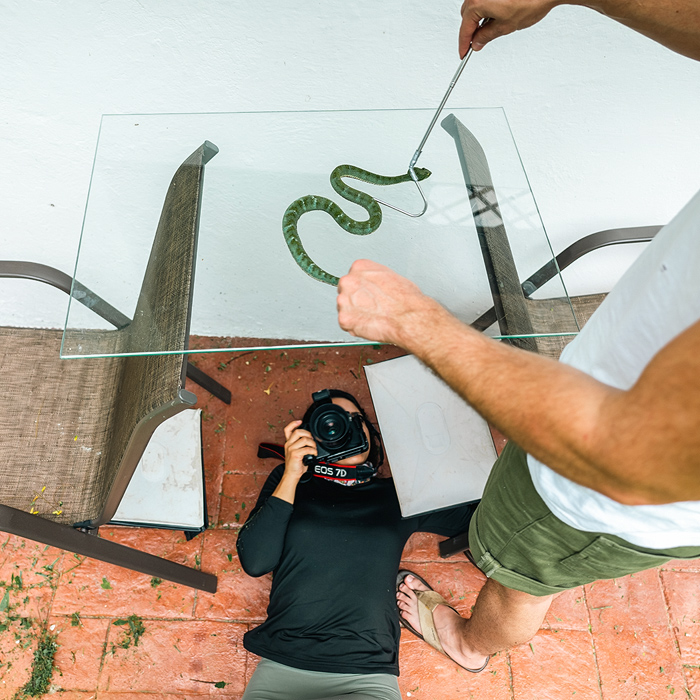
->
xmin=236 ymin=465 xmax=477 ymax=675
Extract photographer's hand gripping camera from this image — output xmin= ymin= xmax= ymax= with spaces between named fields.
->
xmin=258 ymin=389 xmax=378 ymax=483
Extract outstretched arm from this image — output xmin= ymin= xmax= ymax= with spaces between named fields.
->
xmin=459 ymin=0 xmax=700 ymax=60
xmin=336 ymin=259 xmax=700 ymax=506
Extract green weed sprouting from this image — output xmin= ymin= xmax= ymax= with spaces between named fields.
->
xmin=13 ymin=630 xmax=58 ymax=699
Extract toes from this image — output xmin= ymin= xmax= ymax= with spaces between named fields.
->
xmin=398 ymin=585 xmax=417 ymax=604
xmin=402 ymin=574 xmax=430 ymax=593
xmin=396 ymin=597 xmax=418 ymax=627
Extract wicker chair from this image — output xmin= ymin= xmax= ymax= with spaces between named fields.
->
xmin=0 ymin=142 xmax=222 ymax=592
xmin=437 ymin=115 xmax=661 ymax=559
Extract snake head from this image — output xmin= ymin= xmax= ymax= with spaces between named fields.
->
xmin=413 ymin=167 xmax=432 ymax=181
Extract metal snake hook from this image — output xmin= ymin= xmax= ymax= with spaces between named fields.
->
xmin=375 ymin=41 xmax=481 ymax=218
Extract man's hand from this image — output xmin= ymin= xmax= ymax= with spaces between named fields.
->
xmin=459 ymin=0 xmax=560 ymax=56
xmin=460 ymin=0 xmax=700 ymax=61
xmin=336 ymin=259 xmax=450 ymax=350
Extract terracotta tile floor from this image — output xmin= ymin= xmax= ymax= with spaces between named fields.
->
xmin=2 ymin=340 xmax=699 ymax=699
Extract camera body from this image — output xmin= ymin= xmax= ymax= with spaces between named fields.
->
xmin=302 ymin=389 xmax=369 ymax=467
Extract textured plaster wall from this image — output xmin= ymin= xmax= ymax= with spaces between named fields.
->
xmin=2 ymin=0 xmax=700 ymax=330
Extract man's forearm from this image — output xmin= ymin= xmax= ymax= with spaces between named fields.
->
xmin=338 ymin=260 xmax=700 ymax=504
xmin=574 ymin=0 xmax=700 ymax=60
xmin=336 ymin=260 xmax=626 ymax=499
xmin=461 ymin=0 xmax=700 ymax=60
xmin=398 ymin=304 xmax=636 ymax=501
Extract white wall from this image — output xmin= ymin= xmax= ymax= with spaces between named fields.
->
xmin=2 ymin=0 xmax=700 ymax=329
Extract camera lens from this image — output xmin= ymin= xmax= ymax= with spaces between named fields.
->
xmin=311 ymin=406 xmax=349 ymax=447
xmin=318 ymin=415 xmax=343 ymax=440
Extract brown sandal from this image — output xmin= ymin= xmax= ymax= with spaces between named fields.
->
xmin=396 ymin=569 xmax=490 ymax=673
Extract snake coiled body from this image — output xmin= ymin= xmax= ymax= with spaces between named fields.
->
xmin=282 ymin=164 xmax=431 ymax=286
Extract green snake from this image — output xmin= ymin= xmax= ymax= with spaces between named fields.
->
xmin=282 ymin=164 xmax=432 ymax=286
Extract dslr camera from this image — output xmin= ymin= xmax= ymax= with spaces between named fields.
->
xmin=302 ymin=389 xmax=369 ymax=467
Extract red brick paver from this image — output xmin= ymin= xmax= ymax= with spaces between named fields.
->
xmin=510 ymin=630 xmax=600 ymax=700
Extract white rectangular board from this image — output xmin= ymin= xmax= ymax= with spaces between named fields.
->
xmin=365 ymin=355 xmax=496 ymax=517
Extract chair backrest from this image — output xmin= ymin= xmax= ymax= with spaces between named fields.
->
xmin=442 ymin=114 xmax=579 ymax=358
xmin=0 ymin=325 xmax=123 ymax=525
xmin=0 ymin=142 xmax=218 ymax=528
xmin=92 ymin=141 xmax=218 ymax=526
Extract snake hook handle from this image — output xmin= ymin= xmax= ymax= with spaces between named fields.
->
xmin=376 ymin=24 xmax=486 ymax=218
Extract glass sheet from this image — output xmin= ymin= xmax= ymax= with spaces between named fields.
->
xmin=62 ymin=108 xmax=578 ymax=358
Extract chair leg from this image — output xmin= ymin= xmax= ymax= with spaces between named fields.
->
xmin=186 ymin=362 xmax=231 ymax=404
xmin=0 ymin=505 xmax=217 ymax=593
xmin=438 ymin=531 xmax=471 ymax=559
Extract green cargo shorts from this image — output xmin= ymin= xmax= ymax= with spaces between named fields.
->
xmin=468 ymin=441 xmax=700 ymax=596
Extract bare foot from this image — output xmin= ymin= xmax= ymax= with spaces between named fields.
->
xmin=397 ymin=574 xmax=489 ymax=671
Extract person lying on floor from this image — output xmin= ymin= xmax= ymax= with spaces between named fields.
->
xmin=236 ymin=388 xmax=480 ymax=700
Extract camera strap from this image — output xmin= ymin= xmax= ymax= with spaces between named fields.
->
xmin=257 ymin=443 xmax=376 ymax=483
xmin=258 ymin=443 xmax=285 ymax=460
xmin=308 ymin=460 xmax=376 ymax=481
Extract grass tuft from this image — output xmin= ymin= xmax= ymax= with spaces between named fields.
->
xmin=13 ymin=630 xmax=58 ymax=699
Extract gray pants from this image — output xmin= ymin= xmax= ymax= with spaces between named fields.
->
xmin=242 ymin=658 xmax=402 ymax=700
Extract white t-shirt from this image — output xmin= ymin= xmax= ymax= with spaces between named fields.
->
xmin=527 ymin=189 xmax=700 ymax=549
